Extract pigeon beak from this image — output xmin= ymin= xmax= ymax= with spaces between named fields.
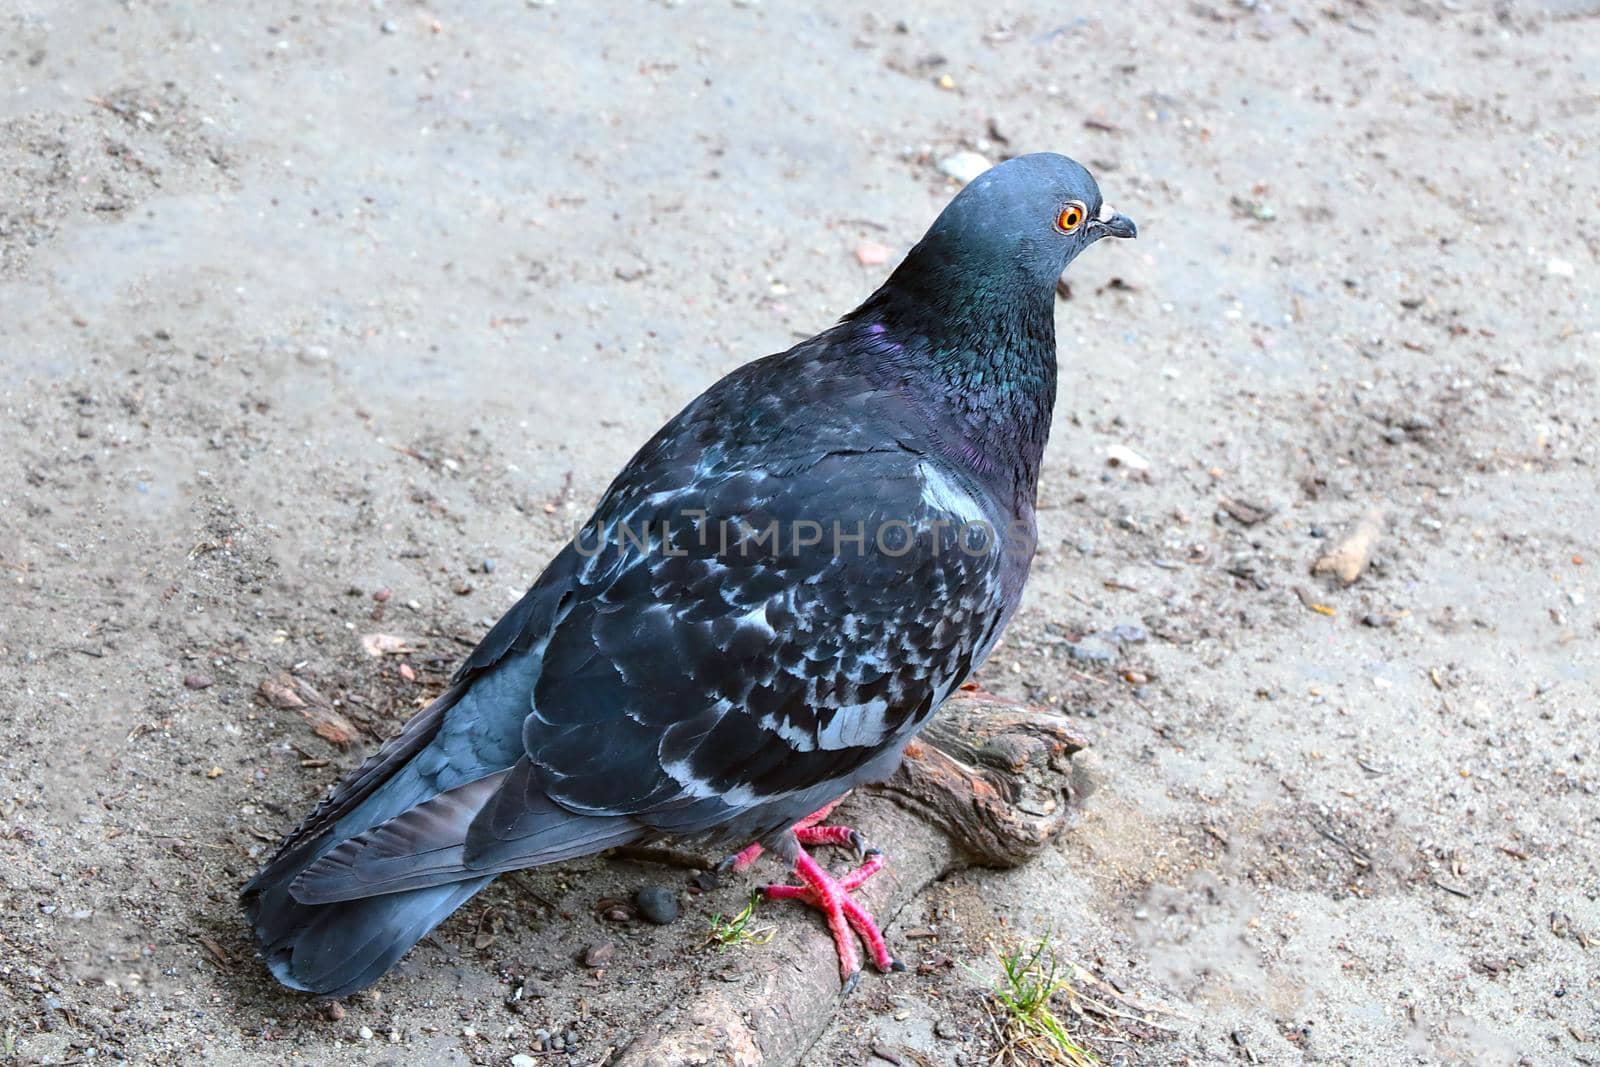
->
xmin=1093 ymin=206 xmax=1137 ymax=240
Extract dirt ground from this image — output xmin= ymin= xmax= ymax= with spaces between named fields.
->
xmin=2 ymin=1 xmax=1597 ymax=1064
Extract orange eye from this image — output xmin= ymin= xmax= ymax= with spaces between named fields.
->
xmin=1056 ymin=203 xmax=1085 ymax=233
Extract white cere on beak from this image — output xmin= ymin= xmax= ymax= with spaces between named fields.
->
xmin=1097 ymin=203 xmax=1118 ymax=223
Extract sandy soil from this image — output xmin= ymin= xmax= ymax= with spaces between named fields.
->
xmin=2 ymin=1 xmax=1597 ymax=1064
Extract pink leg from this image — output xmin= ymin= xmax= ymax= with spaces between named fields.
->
xmin=794 ymin=824 xmax=858 ymax=850
xmin=763 ymin=852 xmax=882 ymax=897
xmin=761 ymin=838 xmax=901 ymax=990
xmin=723 ymin=799 xmax=845 ymax=875
xmin=726 ymin=840 xmax=765 ymax=875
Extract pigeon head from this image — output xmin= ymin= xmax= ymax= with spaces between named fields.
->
xmin=844 ymin=153 xmax=1135 ymax=487
xmin=876 ymin=153 xmax=1139 ymax=313
xmin=907 ymin=153 xmax=1136 ymax=294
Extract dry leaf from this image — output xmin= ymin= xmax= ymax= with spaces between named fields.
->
xmin=257 ymin=678 xmax=306 ymax=710
xmin=361 ymin=633 xmax=416 ymax=657
xmin=300 ymin=706 xmax=357 ymax=746
xmin=1312 ymin=506 xmax=1385 ymax=586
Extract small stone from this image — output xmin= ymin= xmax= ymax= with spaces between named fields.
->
xmin=183 ymin=673 xmax=214 ymax=690
xmin=551 ymin=1034 xmax=565 ymax=1051
xmin=1546 ymin=257 xmax=1576 ymax=278
xmin=1105 ymin=444 xmax=1150 ymax=472
xmin=372 ymin=587 xmax=391 ymax=603
xmin=1108 ymin=623 xmax=1148 ymax=645
xmin=358 ymin=1026 xmax=373 ymax=1041
xmin=380 ymin=19 xmax=398 ymax=33
xmin=1064 ymin=636 xmax=1116 ymax=664
xmin=871 ymin=1042 xmax=904 ymax=1065
xmin=323 ymin=1000 xmax=345 ymax=1022
xmin=582 ymin=941 xmax=614 ymax=967
xmin=934 ymin=73 xmax=955 ymax=90
xmin=938 ymin=150 xmax=991 ymax=186
xmin=935 ymin=1018 xmax=963 ymax=1040
xmin=854 ymin=241 xmax=890 ymax=268
xmin=511 ymin=1056 xmax=537 ymax=1067
xmin=603 ymin=906 xmax=631 ymax=923
xmin=635 ymin=885 xmax=680 ymax=925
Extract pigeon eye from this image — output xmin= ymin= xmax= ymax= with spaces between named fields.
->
xmin=1055 ymin=203 xmax=1086 ymax=234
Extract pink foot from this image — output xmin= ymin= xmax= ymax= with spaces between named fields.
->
xmin=720 ymin=800 xmax=843 ymax=875
xmin=761 ymin=831 xmax=901 ymax=991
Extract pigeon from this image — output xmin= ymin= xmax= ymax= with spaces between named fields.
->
xmin=242 ymin=152 xmax=1135 ymax=997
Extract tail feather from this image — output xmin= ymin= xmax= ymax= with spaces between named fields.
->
xmin=244 ymin=760 xmax=645 ymax=995
xmin=289 ymin=763 xmax=643 ymax=904
xmin=245 ymin=868 xmax=494 ymax=996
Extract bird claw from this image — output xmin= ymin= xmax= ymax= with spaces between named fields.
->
xmin=766 ymin=843 xmax=898 ymax=987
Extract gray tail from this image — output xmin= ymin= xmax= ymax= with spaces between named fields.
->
xmin=241 ymin=763 xmax=642 ymax=997
xmin=242 ymin=865 xmax=493 ymax=998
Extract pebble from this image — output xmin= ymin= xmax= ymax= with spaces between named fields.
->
xmin=1546 ymin=257 xmax=1576 ymax=278
xmin=183 ymin=673 xmax=214 ymax=689
xmin=935 ymin=1017 xmax=964 ymax=1040
xmin=380 ymin=19 xmax=398 ymax=33
xmin=512 ymin=1056 xmax=538 ymax=1067
xmin=1064 ymin=636 xmax=1117 ymax=664
xmin=582 ymin=941 xmax=614 ymax=967
xmin=854 ymin=241 xmax=890 ymax=267
xmin=1109 ymin=623 xmax=1148 ymax=645
xmin=358 ymin=1026 xmax=373 ymax=1041
xmin=1105 ymin=443 xmax=1150 ymax=472
xmin=635 ymin=884 xmax=680 ymax=925
xmin=937 ymin=150 xmax=991 ymax=186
